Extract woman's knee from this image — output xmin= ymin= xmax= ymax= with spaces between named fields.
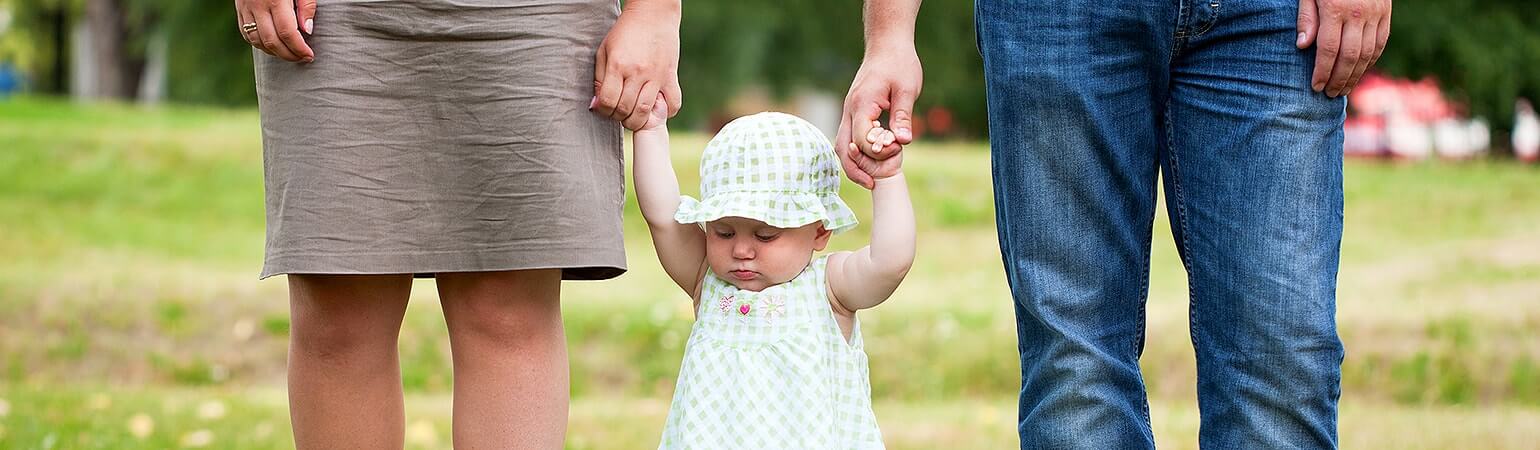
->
xmin=287 ymin=274 xmax=411 ymax=361
xmin=439 ymin=270 xmax=563 ymax=346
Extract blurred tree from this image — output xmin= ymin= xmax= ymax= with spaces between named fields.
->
xmin=83 ymin=0 xmax=149 ymax=99
xmin=4 ymin=0 xmax=77 ymax=94
xmin=1375 ymin=0 xmax=1540 ymax=153
xmin=5 ymin=0 xmax=1536 ymax=145
xmin=146 ymin=0 xmax=253 ymax=105
xmin=679 ymin=0 xmax=986 ymax=137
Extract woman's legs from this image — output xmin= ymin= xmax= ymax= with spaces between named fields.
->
xmin=436 ymin=269 xmax=567 ymax=449
xmin=287 ymin=274 xmax=414 ymax=449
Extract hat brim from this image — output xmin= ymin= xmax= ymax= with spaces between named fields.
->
xmin=675 ymin=191 xmax=858 ymax=234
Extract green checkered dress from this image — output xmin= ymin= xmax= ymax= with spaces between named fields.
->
xmin=658 ymin=256 xmax=885 ymax=449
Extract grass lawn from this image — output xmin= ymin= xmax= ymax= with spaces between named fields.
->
xmin=2 ymin=97 xmax=1538 ymax=448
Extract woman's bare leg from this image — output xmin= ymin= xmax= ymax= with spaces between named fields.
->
xmin=436 ymin=269 xmax=567 ymax=449
xmin=287 ymin=274 xmax=413 ymax=449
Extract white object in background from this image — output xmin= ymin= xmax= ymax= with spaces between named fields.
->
xmin=1466 ymin=119 xmax=1490 ymax=156
xmin=1433 ymin=118 xmax=1472 ymax=159
xmin=1515 ymin=99 xmax=1540 ymax=162
xmin=1386 ymin=113 xmax=1433 ymax=160
xmin=1343 ymin=121 xmax=1384 ymax=156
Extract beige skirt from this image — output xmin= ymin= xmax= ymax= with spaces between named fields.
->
xmin=255 ymin=0 xmax=624 ymax=280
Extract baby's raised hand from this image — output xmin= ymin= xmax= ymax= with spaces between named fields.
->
xmin=863 ymin=121 xmax=897 ymax=154
xmin=849 ymin=121 xmax=903 ymax=184
xmin=640 ymin=93 xmax=669 ymax=131
xmin=591 ymin=92 xmax=669 ymax=132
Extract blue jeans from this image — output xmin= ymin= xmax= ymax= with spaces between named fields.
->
xmin=977 ymin=0 xmax=1346 ymax=448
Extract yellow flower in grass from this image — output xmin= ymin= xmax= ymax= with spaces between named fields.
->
xmin=406 ymin=419 xmax=438 ymax=446
xmin=197 ymin=400 xmax=226 ymax=420
xmin=128 ymin=414 xmax=155 ymax=439
xmin=89 ymin=394 xmax=111 ymax=410
xmin=253 ymin=422 xmax=274 ymax=440
xmin=180 ymin=429 xmax=214 ymax=448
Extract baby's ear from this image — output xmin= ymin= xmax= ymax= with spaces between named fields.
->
xmin=812 ymin=224 xmax=832 ymax=251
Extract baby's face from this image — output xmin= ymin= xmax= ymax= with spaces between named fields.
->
xmin=704 ymin=217 xmax=831 ymax=292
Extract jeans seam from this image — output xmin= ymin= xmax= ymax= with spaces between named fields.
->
xmin=1135 ymin=218 xmax=1153 ymax=425
xmin=1174 ymin=0 xmax=1189 ymax=39
xmin=1161 ymin=97 xmax=1202 ymax=371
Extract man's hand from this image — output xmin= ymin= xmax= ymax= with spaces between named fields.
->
xmin=835 ymin=47 xmax=922 ymax=189
xmin=1297 ymin=0 xmax=1392 ymax=97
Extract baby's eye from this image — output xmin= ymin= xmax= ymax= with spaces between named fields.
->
xmin=714 ymin=231 xmax=735 ymax=239
xmin=755 ymin=234 xmax=778 ymax=242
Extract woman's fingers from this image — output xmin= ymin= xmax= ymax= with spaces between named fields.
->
xmin=235 ymin=2 xmax=271 ymax=54
xmin=296 ymin=0 xmax=317 ymax=34
xmin=621 ymin=82 xmax=660 ymax=130
xmin=253 ymin=9 xmax=301 ymax=61
xmin=266 ymin=0 xmax=313 ymax=62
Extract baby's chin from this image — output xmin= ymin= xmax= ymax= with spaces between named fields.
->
xmin=723 ymin=278 xmax=774 ymax=292
xmin=721 ymin=272 xmax=798 ymax=292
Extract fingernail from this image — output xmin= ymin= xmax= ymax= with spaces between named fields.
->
xmin=305 ymin=19 xmax=313 ymax=34
xmin=1296 ymin=32 xmax=1306 ymax=47
xmin=1313 ymin=82 xmax=1324 ymax=92
xmin=589 ymin=96 xmax=597 ymax=110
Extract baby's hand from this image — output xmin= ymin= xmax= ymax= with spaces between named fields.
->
xmin=590 ymin=93 xmax=668 ymax=132
xmin=849 ymin=121 xmax=903 ymax=184
xmin=639 ymin=93 xmax=668 ymax=131
xmin=863 ymin=121 xmax=897 ymax=154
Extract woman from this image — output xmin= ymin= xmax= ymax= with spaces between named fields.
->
xmin=235 ymin=0 xmax=681 ymax=447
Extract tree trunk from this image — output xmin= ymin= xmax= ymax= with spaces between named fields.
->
xmin=84 ymin=0 xmax=139 ymax=100
xmin=48 ymin=7 xmax=70 ymax=94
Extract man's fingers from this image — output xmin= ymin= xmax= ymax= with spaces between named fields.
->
xmin=890 ymin=87 xmax=918 ymax=144
xmin=1296 ymin=0 xmax=1318 ymax=49
xmin=841 ymin=141 xmax=875 ymax=189
xmin=1325 ymin=20 xmax=1364 ymax=97
xmin=663 ymin=78 xmax=683 ymax=117
xmin=1345 ymin=20 xmax=1378 ymax=95
xmin=1310 ymin=13 xmax=1344 ymax=92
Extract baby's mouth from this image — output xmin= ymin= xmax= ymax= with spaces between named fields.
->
xmin=729 ymin=270 xmax=758 ymax=281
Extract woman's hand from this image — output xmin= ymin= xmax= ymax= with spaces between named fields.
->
xmin=235 ymin=0 xmax=316 ymax=63
xmin=592 ymin=0 xmax=682 ymax=131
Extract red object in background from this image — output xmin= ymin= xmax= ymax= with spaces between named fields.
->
xmin=1350 ymin=73 xmax=1457 ymax=123
xmin=924 ymin=107 xmax=954 ymax=137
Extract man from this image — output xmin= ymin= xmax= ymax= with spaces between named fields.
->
xmin=840 ymin=0 xmax=1390 ymax=447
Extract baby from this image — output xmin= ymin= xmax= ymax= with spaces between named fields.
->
xmin=630 ymin=95 xmax=914 ymax=449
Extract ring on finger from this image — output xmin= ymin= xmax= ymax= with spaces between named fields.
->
xmin=241 ymin=22 xmax=259 ymax=35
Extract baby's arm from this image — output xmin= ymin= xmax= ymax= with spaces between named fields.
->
xmin=828 ymin=127 xmax=915 ymax=311
xmin=627 ymin=95 xmax=707 ymax=297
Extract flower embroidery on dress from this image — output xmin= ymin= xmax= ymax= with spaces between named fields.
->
xmin=716 ymin=294 xmax=735 ymax=313
xmin=762 ymin=296 xmax=786 ymax=319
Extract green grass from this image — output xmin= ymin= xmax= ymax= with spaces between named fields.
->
xmin=2 ymin=97 xmax=1539 ymax=448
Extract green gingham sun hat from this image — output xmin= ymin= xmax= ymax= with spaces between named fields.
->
xmin=675 ymin=112 xmax=858 ymax=234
